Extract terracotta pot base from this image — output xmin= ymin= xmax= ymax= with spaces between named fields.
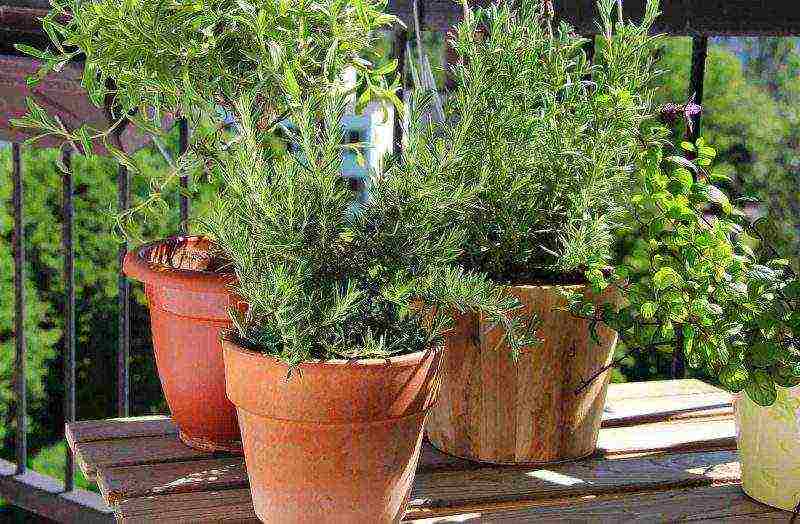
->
xmin=223 ymin=337 xmax=444 ymax=523
xmin=123 ymin=236 xmax=242 ymax=454
xmin=179 ymin=431 xmax=243 ymax=454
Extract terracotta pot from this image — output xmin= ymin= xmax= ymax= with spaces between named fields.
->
xmin=223 ymin=336 xmax=444 ymax=523
xmin=123 ymin=236 xmax=242 ymax=453
xmin=426 ymin=284 xmax=618 ymax=464
xmin=735 ymin=385 xmax=800 ymax=511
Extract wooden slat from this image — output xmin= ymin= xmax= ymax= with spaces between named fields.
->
xmin=116 ymin=488 xmax=258 ymax=524
xmin=598 ymin=418 xmax=736 ymax=457
xmin=98 ymin=457 xmax=248 ymax=505
xmin=407 ymin=484 xmax=790 ymax=523
xmin=603 ymin=379 xmax=733 ymax=426
xmin=407 ymin=450 xmax=740 ymax=518
xmin=74 ymin=435 xmax=217 ymax=477
xmin=67 ymin=416 xmax=176 ymax=447
xmin=112 ymin=451 xmax=743 ymax=524
xmin=605 ymin=379 xmax=724 ymax=400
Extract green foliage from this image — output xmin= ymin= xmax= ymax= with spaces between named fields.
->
xmin=13 ymin=0 xmax=400 ymax=238
xmin=201 ymin=88 xmax=536 ymax=367
xmin=442 ymin=0 xmax=661 ymax=283
xmin=655 ymin=38 xmax=800 ymax=261
xmin=30 ymin=441 xmax=96 ymax=492
xmin=0 ymin=226 xmax=59 ymax=446
xmin=0 ymin=141 xmax=181 ymax=459
xmin=569 ymin=137 xmax=800 ymax=406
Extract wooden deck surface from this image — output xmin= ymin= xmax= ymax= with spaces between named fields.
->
xmin=66 ymin=379 xmax=792 ymax=523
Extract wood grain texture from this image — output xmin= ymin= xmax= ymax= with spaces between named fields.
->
xmin=98 ymin=457 xmax=248 ymax=505
xmin=598 ymin=418 xmax=736 ymax=457
xmin=116 ymin=488 xmax=258 ymax=523
xmin=67 ymin=416 xmax=176 ymax=447
xmin=407 ymin=450 xmax=740 ymax=516
xmin=426 ymin=285 xmax=618 ymax=464
xmin=108 ymin=450 xmax=742 ymax=523
xmin=73 ymin=435 xmax=217 ymax=477
xmin=406 ymin=484 xmax=790 ymax=522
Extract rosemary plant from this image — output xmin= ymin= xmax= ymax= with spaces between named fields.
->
xmin=201 ymin=89 xmax=535 ymax=366
xmin=12 ymin=0 xmax=400 ymax=235
xmin=443 ymin=0 xmax=662 ymax=283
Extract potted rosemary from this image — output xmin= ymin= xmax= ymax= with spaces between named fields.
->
xmin=570 ymin=135 xmax=800 ymax=511
xmin=13 ymin=0 xmax=399 ymax=452
xmin=197 ymin=85 xmax=529 ymax=520
xmin=425 ymin=0 xmax=663 ymax=464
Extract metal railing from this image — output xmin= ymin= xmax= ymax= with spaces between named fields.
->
xmin=2 ymin=0 xmax=800 ymax=520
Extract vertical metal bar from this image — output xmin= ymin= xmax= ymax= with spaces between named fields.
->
xmin=393 ymin=28 xmax=408 ymax=156
xmin=178 ymin=119 xmax=189 ymax=233
xmin=11 ymin=143 xmax=27 ymax=475
xmin=584 ymin=34 xmax=596 ymax=65
xmin=61 ymin=147 xmax=76 ymax=491
xmin=672 ymin=36 xmax=708 ymax=380
xmin=117 ymin=164 xmax=130 ymax=417
xmin=687 ymin=35 xmax=708 ymax=142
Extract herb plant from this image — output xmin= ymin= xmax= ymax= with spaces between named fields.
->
xmin=570 ymin=136 xmax=800 ymax=406
xmin=442 ymin=0 xmax=662 ymax=284
xmin=12 ymin=0 xmax=400 ymax=234
xmin=201 ymin=86 xmax=535 ymax=367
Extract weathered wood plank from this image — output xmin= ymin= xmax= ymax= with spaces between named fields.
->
xmin=602 ymin=383 xmax=733 ymax=427
xmin=98 ymin=457 xmax=248 ymax=505
xmin=605 ymin=379 xmax=724 ymax=400
xmin=74 ymin=435 xmax=217 ymax=477
xmin=67 ymin=416 xmax=176 ymax=447
xmin=406 ymin=484 xmax=790 ymax=523
xmin=598 ymin=418 xmax=736 ymax=457
xmin=116 ymin=488 xmax=258 ymax=524
xmin=407 ymin=450 xmax=740 ymax=517
xmin=112 ymin=451 xmax=743 ymax=523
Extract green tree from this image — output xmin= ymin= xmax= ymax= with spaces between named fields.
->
xmin=656 ymin=38 xmax=798 ymax=258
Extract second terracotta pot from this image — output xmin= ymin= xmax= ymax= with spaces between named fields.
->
xmin=124 ymin=236 xmax=242 ymax=453
xmin=223 ymin=336 xmax=444 ymax=523
xmin=426 ymin=284 xmax=618 ymax=465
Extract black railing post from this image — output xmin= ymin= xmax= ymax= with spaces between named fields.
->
xmin=178 ymin=118 xmax=189 ymax=233
xmin=12 ymin=143 xmax=27 ymax=475
xmin=688 ymin=35 xmax=709 ymax=142
xmin=117 ymin=163 xmax=130 ymax=417
xmin=61 ymin=146 xmax=76 ymax=491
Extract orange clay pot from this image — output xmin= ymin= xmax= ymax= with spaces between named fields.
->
xmin=123 ymin=237 xmax=242 ymax=453
xmin=222 ymin=336 xmax=444 ymax=523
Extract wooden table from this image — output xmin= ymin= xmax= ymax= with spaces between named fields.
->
xmin=66 ymin=379 xmax=793 ymax=523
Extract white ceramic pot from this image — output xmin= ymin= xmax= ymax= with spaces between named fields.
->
xmin=735 ymin=385 xmax=800 ymax=511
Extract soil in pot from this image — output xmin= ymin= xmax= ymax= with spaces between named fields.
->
xmin=426 ymin=283 xmax=618 ymax=465
xmin=123 ymin=236 xmax=242 ymax=453
xmin=735 ymin=385 xmax=800 ymax=511
xmin=222 ymin=335 xmax=444 ymax=523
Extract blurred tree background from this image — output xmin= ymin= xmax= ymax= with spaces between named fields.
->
xmin=0 ymin=35 xmax=798 ymax=518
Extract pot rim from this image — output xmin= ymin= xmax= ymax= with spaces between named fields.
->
xmin=123 ymin=236 xmax=235 ymax=293
xmin=221 ymin=330 xmax=441 ymax=368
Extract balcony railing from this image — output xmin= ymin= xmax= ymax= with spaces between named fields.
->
xmin=1 ymin=0 xmax=800 ymax=520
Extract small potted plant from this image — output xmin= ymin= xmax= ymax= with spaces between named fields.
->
xmin=195 ymin=82 xmax=530 ymax=521
xmin=424 ymin=0 xmax=663 ymax=464
xmin=571 ymin=135 xmax=800 ymax=512
xmin=14 ymin=0 xmax=400 ymax=452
